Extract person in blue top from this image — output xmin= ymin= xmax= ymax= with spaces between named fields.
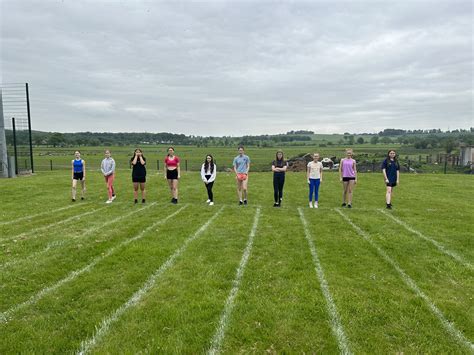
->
xmin=71 ymin=150 xmax=86 ymax=202
xmin=233 ymin=146 xmax=251 ymax=205
xmin=381 ymin=149 xmax=400 ymax=209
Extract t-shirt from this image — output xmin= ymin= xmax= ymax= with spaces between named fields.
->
xmin=341 ymin=158 xmax=356 ymax=178
xmin=381 ymin=158 xmax=399 ymax=183
xmin=272 ymin=159 xmax=288 ymax=175
xmin=233 ymin=155 xmax=250 ymax=174
xmin=165 ymin=155 xmax=180 ymax=168
xmin=131 ymin=156 xmax=146 ymax=177
xmin=307 ymin=161 xmax=323 ymax=179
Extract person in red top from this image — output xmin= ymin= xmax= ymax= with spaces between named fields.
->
xmin=164 ymin=147 xmax=180 ymax=204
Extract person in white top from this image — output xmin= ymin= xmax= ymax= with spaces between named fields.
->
xmin=307 ymin=153 xmax=323 ymax=208
xmin=200 ymin=155 xmax=217 ymax=205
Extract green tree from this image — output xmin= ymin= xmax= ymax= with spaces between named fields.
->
xmin=370 ymin=136 xmax=379 ymax=145
xmin=357 ymin=137 xmax=365 ymax=144
xmin=48 ymin=133 xmax=65 ymax=147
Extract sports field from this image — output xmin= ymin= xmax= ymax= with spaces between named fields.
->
xmin=0 ymin=171 xmax=472 ymax=353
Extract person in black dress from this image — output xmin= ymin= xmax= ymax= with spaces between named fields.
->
xmin=131 ymin=148 xmax=147 ymax=204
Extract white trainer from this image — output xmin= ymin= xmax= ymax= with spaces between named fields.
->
xmin=106 ymin=199 xmax=113 ymax=204
xmin=314 ymin=203 xmax=319 ymax=209
xmin=111 ymin=195 xmax=116 ymax=201
xmin=309 ymin=202 xmax=313 ymax=208
xmin=206 ymin=199 xmax=211 ymax=203
xmin=209 ymin=202 xmax=214 ymax=206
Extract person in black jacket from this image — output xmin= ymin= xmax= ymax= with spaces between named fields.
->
xmin=271 ymin=150 xmax=288 ymax=207
xmin=381 ymin=149 xmax=400 ymax=209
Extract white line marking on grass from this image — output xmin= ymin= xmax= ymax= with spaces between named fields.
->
xmin=77 ymin=206 xmax=224 ymax=355
xmin=298 ymin=208 xmax=352 ymax=355
xmin=378 ymin=209 xmax=473 ymax=271
xmin=0 ymin=205 xmax=189 ymax=324
xmin=0 ymin=203 xmax=158 ymax=270
xmin=1 ymin=206 xmax=108 ymax=243
xmin=335 ymin=208 xmax=474 ymax=352
xmin=208 ymin=208 xmax=261 ymax=355
xmin=0 ymin=204 xmax=79 ymax=226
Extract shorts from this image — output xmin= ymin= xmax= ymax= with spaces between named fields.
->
xmin=386 ymin=182 xmax=397 ymax=187
xmin=237 ymin=173 xmax=248 ymax=181
xmin=132 ymin=176 xmax=146 ymax=183
xmin=342 ymin=177 xmax=355 ymax=182
xmin=167 ymin=169 xmax=178 ymax=180
xmin=73 ymin=172 xmax=84 ymax=180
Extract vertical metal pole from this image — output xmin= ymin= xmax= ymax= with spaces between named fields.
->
xmin=26 ymin=83 xmax=34 ymax=173
xmin=0 ymin=89 xmax=8 ymax=178
xmin=50 ymin=159 xmax=53 ymax=171
xmin=12 ymin=117 xmax=18 ymax=175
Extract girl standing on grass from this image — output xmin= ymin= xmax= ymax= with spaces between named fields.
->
xmin=272 ymin=150 xmax=287 ymax=207
xmin=382 ymin=150 xmax=400 ymax=209
xmin=131 ymin=148 xmax=147 ymax=204
xmin=101 ymin=149 xmax=116 ymax=204
xmin=307 ymin=153 xmax=323 ymax=208
xmin=339 ymin=148 xmax=357 ymax=208
xmin=200 ymin=154 xmax=217 ymax=205
xmin=233 ymin=146 xmax=251 ymax=205
xmin=71 ymin=150 xmax=86 ymax=202
xmin=164 ymin=147 xmax=180 ymax=204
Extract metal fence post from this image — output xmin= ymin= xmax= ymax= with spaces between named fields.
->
xmin=185 ymin=159 xmax=188 ymax=171
xmin=12 ymin=117 xmax=18 ymax=175
xmin=50 ymin=159 xmax=53 ymax=171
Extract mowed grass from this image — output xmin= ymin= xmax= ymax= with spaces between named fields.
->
xmin=0 ymin=170 xmax=473 ymax=353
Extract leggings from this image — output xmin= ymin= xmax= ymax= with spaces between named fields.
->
xmin=205 ymin=181 xmax=214 ymax=202
xmin=273 ymin=173 xmax=285 ymax=203
xmin=308 ymin=178 xmax=321 ymax=202
xmin=105 ymin=174 xmax=115 ymax=200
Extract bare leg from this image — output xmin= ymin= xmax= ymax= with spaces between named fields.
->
xmin=242 ymin=178 xmax=248 ymax=200
xmin=236 ymin=179 xmax=243 ymax=201
xmin=347 ymin=180 xmax=355 ymax=204
xmin=172 ymin=180 xmax=178 ymax=199
xmin=342 ymin=181 xmax=349 ymax=203
xmin=72 ymin=179 xmax=77 ymax=200
xmin=133 ymin=182 xmax=139 ymax=200
xmin=140 ymin=183 xmax=146 ymax=200
xmin=167 ymin=179 xmax=174 ymax=198
xmin=386 ymin=186 xmax=392 ymax=204
xmin=80 ymin=180 xmax=86 ymax=198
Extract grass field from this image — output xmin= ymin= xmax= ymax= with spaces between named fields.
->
xmin=0 ymin=171 xmax=473 ymax=353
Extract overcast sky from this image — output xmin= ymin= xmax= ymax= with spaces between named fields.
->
xmin=1 ymin=0 xmax=473 ymax=136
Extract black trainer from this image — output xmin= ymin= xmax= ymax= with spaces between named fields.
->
xmin=341 ymin=203 xmax=346 ymax=207
xmin=239 ymin=200 xmax=243 ymax=206
xmin=72 ymin=198 xmax=76 ymax=202
xmin=273 ymin=203 xmax=278 ymax=207
xmin=243 ymin=199 xmax=248 ymax=205
xmin=386 ymin=204 xmax=392 ymax=209
xmin=142 ymin=199 xmax=145 ymax=203
xmin=347 ymin=204 xmax=352 ymax=208
xmin=81 ymin=197 xmax=84 ymax=200
xmin=134 ymin=199 xmax=138 ymax=204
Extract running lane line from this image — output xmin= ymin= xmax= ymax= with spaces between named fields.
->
xmin=208 ymin=207 xmax=261 ymax=355
xmin=335 ymin=208 xmax=473 ymax=352
xmin=0 ymin=205 xmax=189 ymax=324
xmin=77 ymin=206 xmax=224 ymax=355
xmin=378 ymin=209 xmax=473 ymax=271
xmin=298 ymin=208 xmax=352 ymax=355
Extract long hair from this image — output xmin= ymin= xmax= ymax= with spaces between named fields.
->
xmin=386 ymin=149 xmax=399 ymax=168
xmin=132 ymin=148 xmax=145 ymax=161
xmin=275 ymin=150 xmax=284 ymax=162
xmin=204 ymin=154 xmax=214 ymax=174
xmin=167 ymin=146 xmax=175 ymax=157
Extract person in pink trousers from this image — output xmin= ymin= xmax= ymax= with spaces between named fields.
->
xmin=101 ymin=149 xmax=116 ymax=204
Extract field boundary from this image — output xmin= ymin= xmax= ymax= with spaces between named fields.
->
xmin=77 ymin=206 xmax=225 ymax=354
xmin=208 ymin=207 xmax=261 ymax=355
xmin=335 ymin=208 xmax=474 ymax=352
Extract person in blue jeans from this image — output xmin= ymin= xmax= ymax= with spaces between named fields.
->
xmin=382 ymin=149 xmax=400 ymax=209
xmin=307 ymin=153 xmax=323 ymax=208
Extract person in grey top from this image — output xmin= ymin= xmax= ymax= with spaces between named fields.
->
xmin=233 ymin=146 xmax=251 ymax=205
xmin=101 ymin=149 xmax=116 ymax=203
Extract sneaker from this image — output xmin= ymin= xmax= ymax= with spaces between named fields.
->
xmin=72 ymin=198 xmax=76 ymax=202
xmin=243 ymin=199 xmax=248 ymax=205
xmin=314 ymin=202 xmax=319 ymax=209
xmin=309 ymin=202 xmax=313 ymax=208
xmin=239 ymin=200 xmax=243 ymax=206
xmin=134 ymin=199 xmax=138 ymax=204
xmin=206 ymin=199 xmax=211 ymax=203
xmin=106 ymin=199 xmax=113 ymax=204
xmin=111 ymin=195 xmax=116 ymax=201
xmin=209 ymin=202 xmax=214 ymax=206
xmin=273 ymin=203 xmax=278 ymax=207
xmin=341 ymin=203 xmax=346 ymax=207
xmin=347 ymin=204 xmax=352 ymax=209
xmin=386 ymin=204 xmax=392 ymax=209
xmin=81 ymin=197 xmax=84 ymax=200
xmin=172 ymin=198 xmax=178 ymax=204
xmin=142 ymin=199 xmax=145 ymax=204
